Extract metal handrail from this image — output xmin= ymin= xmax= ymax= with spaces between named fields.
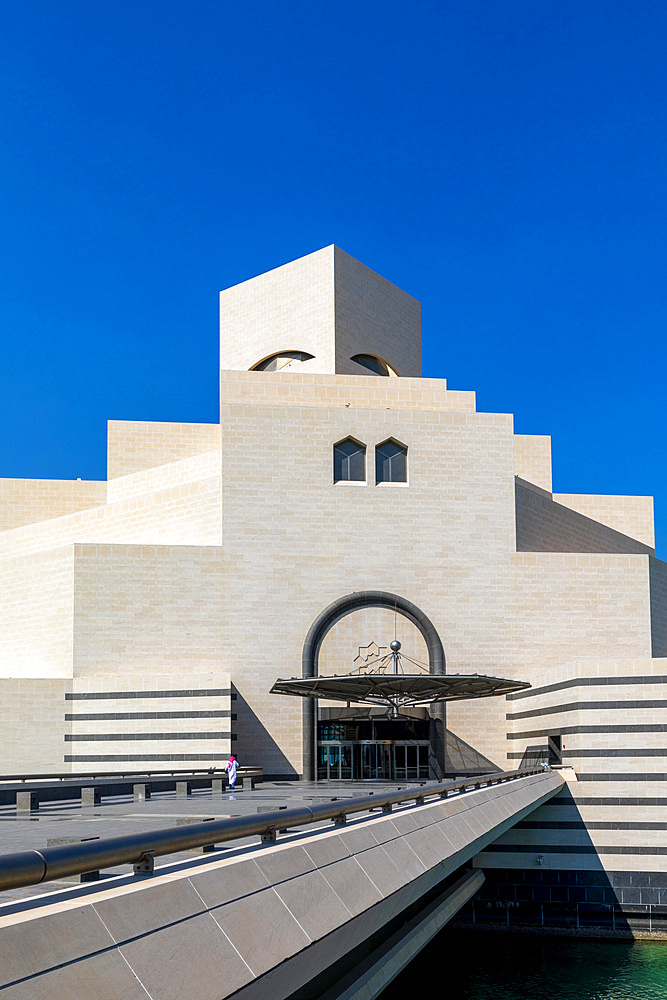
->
xmin=0 ymin=767 xmax=548 ymax=891
xmin=0 ymin=767 xmax=261 ymax=785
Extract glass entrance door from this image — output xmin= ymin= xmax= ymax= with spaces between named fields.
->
xmin=358 ymin=742 xmax=393 ymax=779
xmin=359 ymin=742 xmax=376 ymax=779
xmin=317 ymin=742 xmax=355 ymax=780
xmin=317 ymin=739 xmax=430 ymax=779
xmin=340 ymin=742 xmax=353 ymax=779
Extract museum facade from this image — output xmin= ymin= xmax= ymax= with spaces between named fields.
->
xmin=1 ymin=247 xmax=666 ymax=923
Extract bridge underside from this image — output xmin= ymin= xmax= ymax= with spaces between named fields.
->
xmin=0 ymin=770 xmax=563 ymax=1000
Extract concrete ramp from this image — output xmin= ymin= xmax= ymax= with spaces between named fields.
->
xmin=0 ymin=770 xmax=562 ymax=999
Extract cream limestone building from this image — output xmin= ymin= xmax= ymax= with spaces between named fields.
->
xmin=0 ymin=245 xmax=665 ymax=777
xmin=2 ymin=245 xmax=667 ymax=927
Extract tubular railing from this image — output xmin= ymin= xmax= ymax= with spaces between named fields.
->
xmin=0 ymin=767 xmax=264 ymax=810
xmin=0 ymin=766 xmax=549 ymax=892
xmin=0 ymin=767 xmax=244 ymax=784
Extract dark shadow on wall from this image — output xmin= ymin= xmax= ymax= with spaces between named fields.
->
xmin=231 ymin=685 xmax=299 ymax=778
xmin=444 ymin=728 xmax=501 ymax=777
xmin=515 ymin=478 xmax=654 ymax=556
xmin=649 ymin=555 xmax=667 ymax=657
xmin=450 ymin=784 xmax=646 ymax=937
xmin=518 ymin=744 xmax=550 ymax=769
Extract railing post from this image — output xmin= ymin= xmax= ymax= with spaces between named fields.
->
xmin=176 ymin=781 xmax=191 ymax=797
xmin=81 ymin=787 xmax=101 ymax=807
xmin=16 ymin=791 xmax=39 ymax=813
xmin=133 ymin=783 xmax=151 ymax=803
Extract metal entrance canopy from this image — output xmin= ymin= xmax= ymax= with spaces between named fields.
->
xmin=270 ymin=672 xmax=530 ymax=712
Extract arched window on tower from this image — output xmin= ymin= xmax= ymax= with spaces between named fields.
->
xmin=251 ymin=351 xmax=315 ymax=372
xmin=350 ymin=354 xmax=398 ymax=377
xmin=375 ymin=439 xmax=407 ymax=484
xmin=333 ymin=438 xmax=366 ymax=483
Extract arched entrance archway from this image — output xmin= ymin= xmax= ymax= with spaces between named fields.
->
xmin=301 ymin=591 xmax=446 ymax=780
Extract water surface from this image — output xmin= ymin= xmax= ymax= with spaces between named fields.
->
xmin=379 ymin=930 xmax=667 ymax=999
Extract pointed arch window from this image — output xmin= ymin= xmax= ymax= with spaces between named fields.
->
xmin=334 ymin=438 xmax=366 ymax=483
xmin=375 ymin=439 xmax=407 ymax=484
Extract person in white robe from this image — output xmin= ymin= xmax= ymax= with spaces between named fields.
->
xmin=224 ymin=754 xmax=238 ymax=789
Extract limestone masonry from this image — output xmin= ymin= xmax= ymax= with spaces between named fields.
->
xmin=0 ymin=246 xmax=665 ymax=921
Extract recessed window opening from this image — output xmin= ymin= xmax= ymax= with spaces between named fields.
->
xmin=351 ymin=354 xmax=398 ymax=377
xmin=547 ymin=734 xmax=562 ymax=766
xmin=251 ymin=351 xmax=315 ymax=372
xmin=376 ymin=439 xmax=407 ymax=484
xmin=334 ymin=438 xmax=366 ymax=483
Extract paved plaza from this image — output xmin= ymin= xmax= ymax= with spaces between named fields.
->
xmin=0 ymin=779 xmax=426 ymax=906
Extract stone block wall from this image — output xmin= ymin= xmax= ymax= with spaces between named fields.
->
xmin=107 ymin=420 xmax=220 ymax=479
xmin=458 ymin=866 xmax=667 ymax=935
xmin=515 ymin=479 xmax=654 ymax=555
xmin=219 ymin=245 xmax=337 ymax=374
xmin=511 ymin=553 xmax=654 ymax=665
xmin=65 ymin=674 xmax=232 ymax=769
xmin=332 ymin=245 xmax=422 ymax=377
xmin=72 ymin=544 xmax=224 ymax=679
xmin=317 ymin=608 xmax=428 ymax=675
xmin=0 ymin=479 xmax=106 ymax=531
xmin=491 ymin=659 xmax=667 ymax=881
xmin=0 ymin=462 xmax=222 ymax=559
xmin=555 ymin=492 xmax=655 ymax=549
xmin=0 ymin=673 xmax=232 ymax=775
xmin=513 ymin=434 xmax=552 ymax=493
xmin=106 ymin=450 xmax=220 ymax=503
xmin=219 ymin=369 xmax=474 ymax=414
xmin=0 ymin=678 xmax=70 ymax=772
xmin=0 ymin=247 xmax=663 ymax=800
xmin=0 ymin=547 xmax=74 ymax=678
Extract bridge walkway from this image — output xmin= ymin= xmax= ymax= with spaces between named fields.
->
xmin=0 ymin=769 xmax=563 ymax=1000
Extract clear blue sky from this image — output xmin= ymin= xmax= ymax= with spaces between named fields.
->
xmin=1 ymin=2 xmax=665 ymax=551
